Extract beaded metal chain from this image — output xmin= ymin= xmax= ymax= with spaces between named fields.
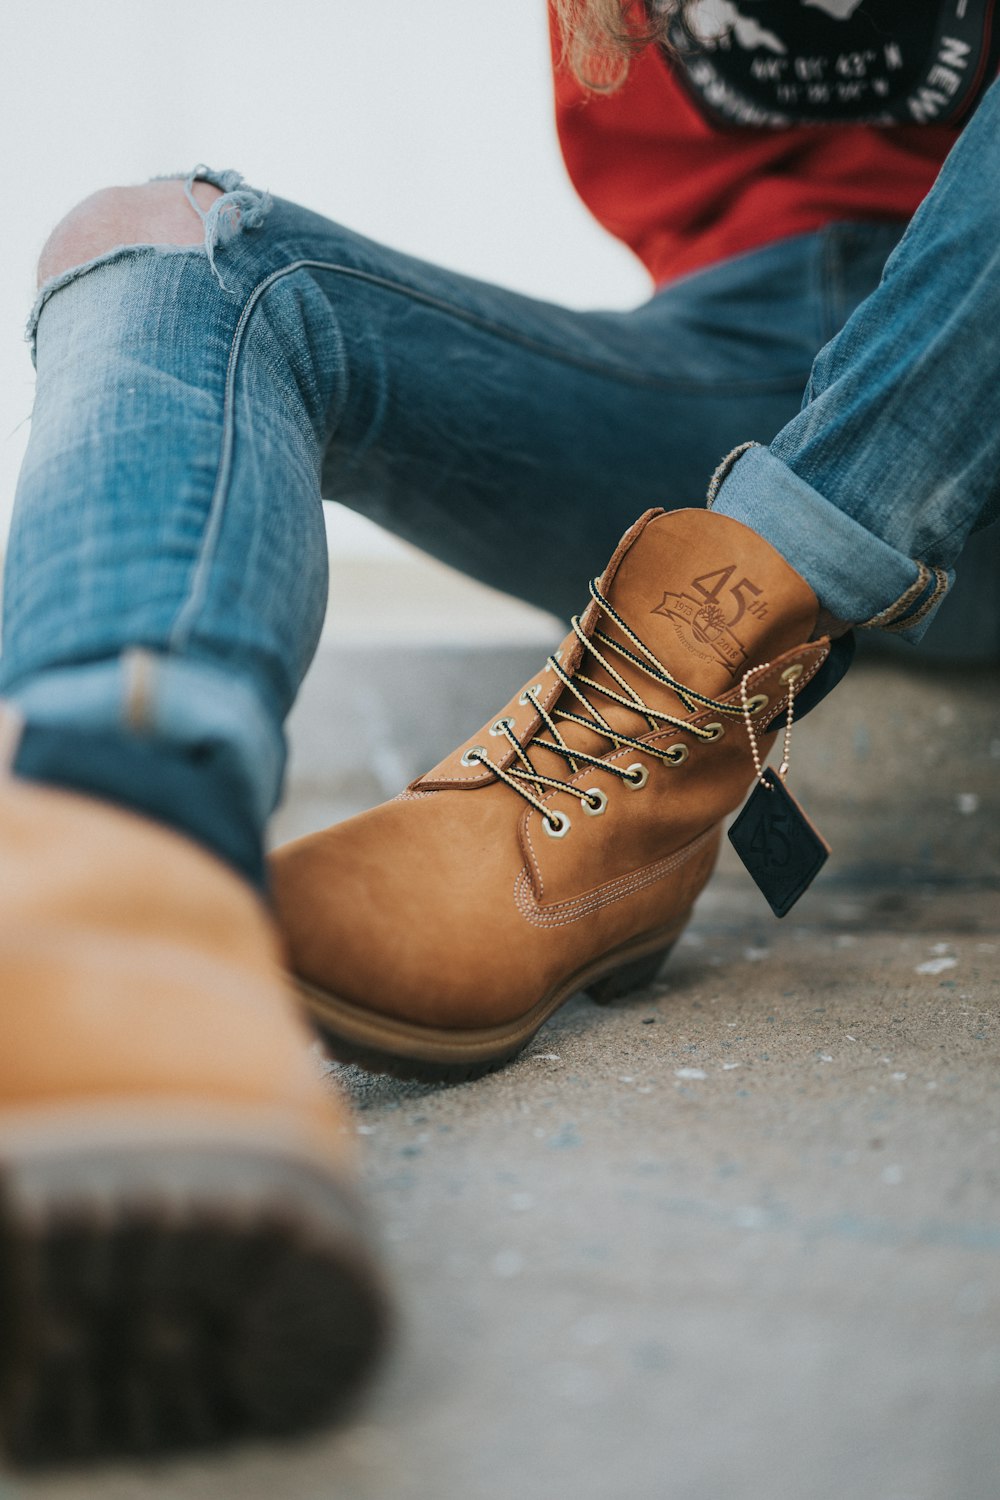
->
xmin=740 ymin=667 xmax=796 ymax=790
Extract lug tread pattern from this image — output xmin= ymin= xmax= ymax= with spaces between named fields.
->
xmin=0 ymin=1144 xmax=388 ymax=1467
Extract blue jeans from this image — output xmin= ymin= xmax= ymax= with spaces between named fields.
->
xmin=711 ymin=77 xmax=1000 ymax=636
xmin=3 ymin=89 xmax=998 ymax=874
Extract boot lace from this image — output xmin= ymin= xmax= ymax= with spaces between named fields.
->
xmin=464 ymin=579 xmax=763 ymax=837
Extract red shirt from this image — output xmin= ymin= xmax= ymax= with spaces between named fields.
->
xmin=550 ymin=20 xmax=963 ymax=286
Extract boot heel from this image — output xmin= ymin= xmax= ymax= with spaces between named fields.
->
xmin=586 ymin=942 xmax=676 ymax=1005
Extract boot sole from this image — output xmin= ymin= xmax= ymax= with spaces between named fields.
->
xmin=0 ymin=1105 xmax=389 ymax=1467
xmin=299 ymin=917 xmax=689 ymax=1083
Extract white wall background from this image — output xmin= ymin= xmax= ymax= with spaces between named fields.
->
xmin=0 ymin=0 xmax=648 ymax=557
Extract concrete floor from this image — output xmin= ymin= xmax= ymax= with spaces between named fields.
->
xmin=12 ymin=642 xmax=1000 ymax=1500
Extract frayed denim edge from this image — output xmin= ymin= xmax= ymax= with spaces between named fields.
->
xmin=155 ymin=163 xmax=273 ymax=292
xmin=25 ymin=244 xmax=203 ymax=363
xmin=25 ymin=163 xmax=273 ymax=359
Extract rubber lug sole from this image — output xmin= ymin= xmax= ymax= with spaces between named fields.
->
xmin=301 ymin=919 xmax=688 ymax=1084
xmin=0 ymin=1112 xmax=389 ymax=1467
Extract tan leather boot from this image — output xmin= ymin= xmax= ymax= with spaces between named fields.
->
xmin=272 ymin=509 xmax=831 ymax=1082
xmin=0 ymin=769 xmax=388 ymax=1465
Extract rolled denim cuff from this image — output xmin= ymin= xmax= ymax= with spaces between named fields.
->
xmin=3 ymin=651 xmax=285 ymax=824
xmin=709 ymin=445 xmax=950 ymax=642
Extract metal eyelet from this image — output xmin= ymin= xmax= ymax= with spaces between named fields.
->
xmin=664 ymin=744 xmax=689 ymax=766
xmin=702 ymin=722 xmax=725 ymax=741
xmin=519 ymin=684 xmax=542 ymax=704
xmin=746 ymin=693 xmax=769 ymax=714
xmin=623 ymin=762 xmax=649 ymax=789
xmin=543 ymin=650 xmax=564 ymax=673
xmin=543 ymin=811 xmax=571 ymax=838
xmin=489 ymin=717 xmax=514 ymax=737
xmin=460 ymin=745 xmax=486 ymax=767
xmin=780 ymin=663 xmax=804 ymax=684
xmin=581 ymin=788 xmax=608 ymax=816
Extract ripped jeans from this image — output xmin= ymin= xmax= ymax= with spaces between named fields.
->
xmin=3 ymin=101 xmax=999 ymax=879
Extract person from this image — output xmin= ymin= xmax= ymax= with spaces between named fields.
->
xmin=1 ymin=0 xmax=997 ymax=1464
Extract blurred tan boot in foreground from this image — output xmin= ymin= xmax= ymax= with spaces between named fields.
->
xmin=272 ymin=509 xmax=831 ymax=1082
xmin=0 ymin=768 xmax=389 ymax=1466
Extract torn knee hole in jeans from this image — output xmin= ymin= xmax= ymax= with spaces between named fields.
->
xmin=26 ymin=164 xmax=273 ymax=355
xmin=166 ymin=164 xmax=273 ymax=290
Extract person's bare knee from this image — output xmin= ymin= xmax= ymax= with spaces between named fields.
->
xmin=37 ymin=179 xmax=224 ymax=288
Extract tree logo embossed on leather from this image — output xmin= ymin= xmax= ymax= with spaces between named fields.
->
xmin=651 ymin=563 xmax=769 ymax=677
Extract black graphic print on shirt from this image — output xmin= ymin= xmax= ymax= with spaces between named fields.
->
xmin=658 ymin=0 xmax=1000 ymax=125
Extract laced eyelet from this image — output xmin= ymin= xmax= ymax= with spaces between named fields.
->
xmin=519 ymin=684 xmax=542 ymax=705
xmin=489 ymin=717 xmax=514 ymax=737
xmin=780 ymin=663 xmax=804 ymax=683
xmin=543 ymin=811 xmax=571 ymax=838
xmin=543 ymin=650 xmax=564 ymax=673
xmin=582 ymin=788 xmax=608 ymax=816
xmin=460 ymin=745 xmax=486 ymax=767
xmin=701 ymin=722 xmax=725 ymax=741
xmin=623 ymin=762 xmax=649 ymax=789
xmin=664 ymin=744 xmax=689 ymax=766
xmin=746 ymin=693 xmax=769 ymax=714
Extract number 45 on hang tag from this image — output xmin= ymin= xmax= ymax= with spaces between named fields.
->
xmin=728 ymin=768 xmax=830 ymax=917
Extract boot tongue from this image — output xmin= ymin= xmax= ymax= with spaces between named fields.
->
xmin=539 ymin=510 xmax=819 ymax=768
xmin=602 ymin=509 xmax=819 ymax=702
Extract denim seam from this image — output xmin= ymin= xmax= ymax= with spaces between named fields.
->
xmin=167 ymin=257 xmax=355 ymax=649
xmin=166 ymin=263 xmax=283 ymax=650
xmin=28 ymin=241 xmax=812 ymax=398
xmin=257 ymin=257 xmax=814 ymax=397
xmin=863 ymin=565 xmax=949 ymax=634
xmin=164 ymin=253 xmax=808 ymax=650
xmin=896 ymin=568 xmax=949 ymax=630
xmin=859 ymin=563 xmax=933 ymax=630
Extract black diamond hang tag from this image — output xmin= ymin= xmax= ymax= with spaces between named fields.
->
xmin=728 ymin=768 xmax=830 ymax=918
